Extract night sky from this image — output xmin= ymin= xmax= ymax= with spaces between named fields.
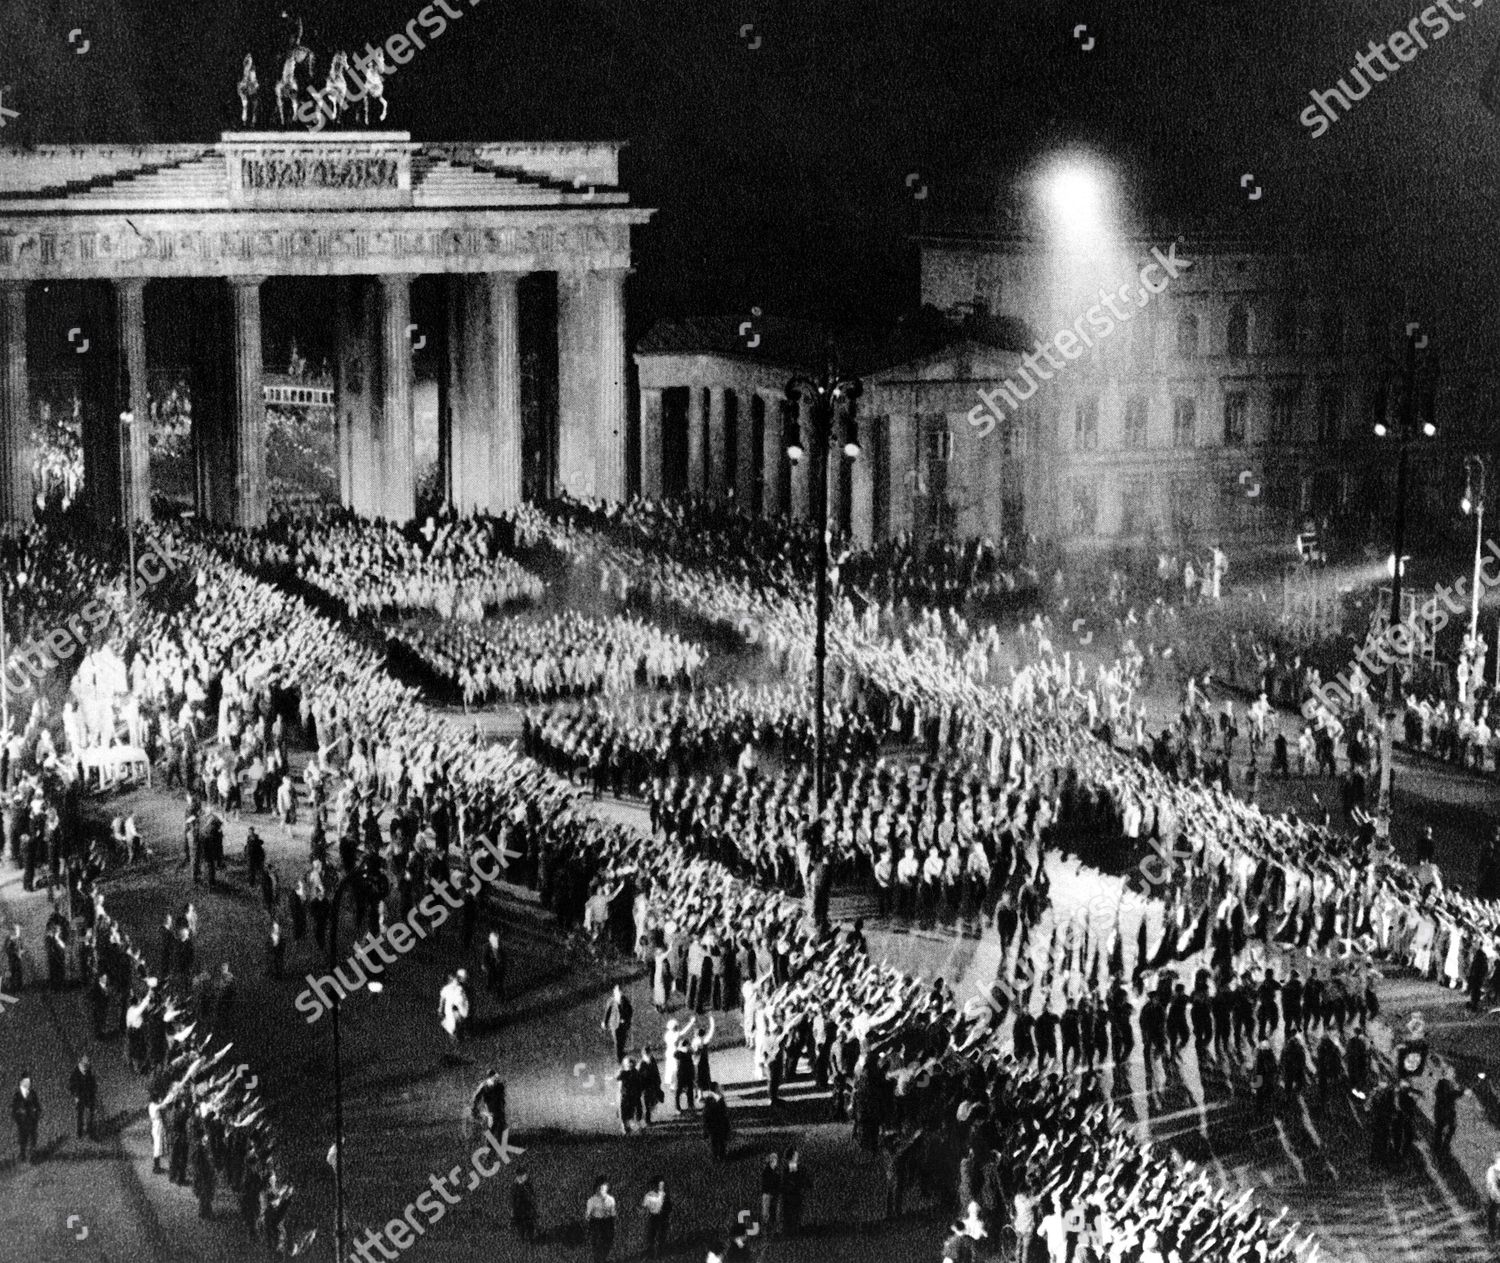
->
xmin=5 ymin=0 xmax=1500 ymax=375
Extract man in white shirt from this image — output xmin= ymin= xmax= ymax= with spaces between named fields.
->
xmin=1038 ymin=1196 xmax=1069 ymax=1263
xmin=439 ymin=972 xmax=469 ymax=1053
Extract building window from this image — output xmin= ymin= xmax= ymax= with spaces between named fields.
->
xmin=1000 ymin=422 xmax=1027 ymax=457
xmin=1273 ymin=303 xmax=1297 ymax=352
xmin=1176 ymin=311 xmax=1200 ymax=358
xmin=1172 ymin=398 xmax=1196 ymax=448
xmin=1223 ymin=391 xmax=1248 ymax=446
xmin=1226 ymin=303 xmax=1249 ymax=356
xmin=1071 ymin=481 xmax=1098 ymax=535
xmin=1074 ymin=397 xmax=1099 ymax=451
xmin=1122 ymin=396 xmax=1148 ymax=449
xmin=925 ymin=429 xmax=953 ymax=462
xmin=1270 ymin=387 xmax=1298 ymax=443
xmin=1318 ymin=385 xmax=1342 ymax=443
xmin=1168 ymin=472 xmax=1198 ymax=532
xmin=1322 ymin=303 xmax=1344 ymax=356
xmin=1120 ymin=476 xmax=1151 ymax=536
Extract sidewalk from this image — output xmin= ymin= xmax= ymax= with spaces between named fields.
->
xmin=0 ymin=863 xmax=263 ymax=1263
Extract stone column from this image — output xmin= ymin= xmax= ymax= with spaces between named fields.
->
xmin=686 ymin=386 xmax=706 ymax=494
xmin=707 ymin=388 xmax=728 ymax=500
xmin=735 ymin=390 xmax=756 ymax=508
xmin=488 ymin=272 xmax=524 ymax=512
xmin=851 ymin=440 xmax=875 ymax=542
xmin=451 ymin=273 xmax=522 ymax=513
xmin=886 ymin=411 xmax=914 ymax=538
xmin=592 ymin=268 xmax=628 ymax=503
xmin=114 ymin=279 xmax=151 ymax=523
xmin=376 ymin=274 xmax=415 ymax=522
xmin=789 ymin=393 xmax=813 ymax=520
xmin=556 ymin=268 xmax=628 ymax=502
xmin=0 ymin=283 xmax=31 ymax=526
xmin=556 ymin=271 xmax=592 ymax=499
xmin=640 ymin=387 xmax=664 ymax=501
xmin=761 ymin=394 xmax=785 ymax=519
xmin=224 ymin=276 xmax=267 ymax=528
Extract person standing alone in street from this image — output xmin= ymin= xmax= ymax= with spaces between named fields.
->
xmin=585 ymin=1175 xmax=617 ymax=1263
xmin=602 ymin=985 xmax=633 ymax=1064
xmin=12 ymin=1072 xmax=41 ymax=1163
xmin=68 ymin=1055 xmax=97 ymax=1141
xmin=640 ymin=1176 xmax=671 ymax=1258
xmin=1434 ymin=1063 xmax=1467 ymax=1154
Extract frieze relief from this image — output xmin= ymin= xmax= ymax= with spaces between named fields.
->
xmin=239 ymin=155 xmax=401 ymax=192
xmin=0 ymin=221 xmax=634 ymax=276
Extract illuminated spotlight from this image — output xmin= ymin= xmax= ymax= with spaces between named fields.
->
xmin=1386 ymin=553 xmax=1410 ymax=578
xmin=1423 ymin=421 xmax=1437 ymax=437
xmin=1034 ymin=153 xmax=1118 ymax=250
xmin=1373 ymin=422 xmax=1388 ymax=437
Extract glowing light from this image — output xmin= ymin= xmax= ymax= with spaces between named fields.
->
xmin=1034 ymin=154 xmax=1117 ymax=256
xmin=1373 ymin=422 xmax=1388 ymax=437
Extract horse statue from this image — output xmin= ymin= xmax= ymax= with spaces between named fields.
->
xmin=236 ymin=54 xmax=260 ymax=128
xmin=308 ymin=50 xmax=352 ymax=130
xmin=357 ymin=50 xmax=389 ymax=126
xmin=274 ymin=44 xmax=314 ymax=127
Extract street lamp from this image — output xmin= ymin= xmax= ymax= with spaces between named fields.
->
xmin=1372 ymin=324 xmax=1439 ymax=844
xmin=1461 ymin=455 xmax=1489 ymax=714
xmin=784 ymin=355 xmax=861 ymax=931
xmin=119 ymin=408 xmax=137 ymax=619
xmin=327 ymin=857 xmax=389 ymax=1263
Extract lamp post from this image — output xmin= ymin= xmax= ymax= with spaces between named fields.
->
xmin=1374 ymin=325 xmax=1438 ymax=844
xmin=119 ymin=408 xmax=137 ymax=619
xmin=1462 ymin=454 xmax=1489 ymax=715
xmin=784 ymin=356 xmax=862 ymax=931
xmin=326 ymin=859 xmax=387 ymax=1263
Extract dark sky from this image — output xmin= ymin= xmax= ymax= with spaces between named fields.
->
xmin=5 ymin=0 xmax=1500 ymax=370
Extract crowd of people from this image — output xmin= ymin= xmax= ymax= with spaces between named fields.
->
xmin=391 ymin=611 xmax=707 ymax=706
xmin=222 ymin=505 xmax=545 ymax=620
xmin=8 ymin=494 xmax=1500 ymax=1263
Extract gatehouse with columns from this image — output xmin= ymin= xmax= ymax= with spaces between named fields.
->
xmin=0 ymin=132 xmax=652 ymax=528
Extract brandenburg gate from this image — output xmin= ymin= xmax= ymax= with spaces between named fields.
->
xmin=0 ymin=133 xmax=653 ymax=527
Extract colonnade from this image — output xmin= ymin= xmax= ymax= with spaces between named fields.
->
xmin=638 ymin=382 xmax=875 ymax=537
xmin=0 ymin=266 xmax=630 ymax=528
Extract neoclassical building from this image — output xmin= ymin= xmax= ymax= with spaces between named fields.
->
xmin=0 ymin=131 xmax=652 ymax=528
xmin=637 ymin=226 xmax=1473 ymax=553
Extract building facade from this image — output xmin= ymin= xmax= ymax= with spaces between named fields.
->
xmin=0 ymin=132 xmax=652 ymax=529
xmin=637 ymin=229 xmax=1479 ymax=555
